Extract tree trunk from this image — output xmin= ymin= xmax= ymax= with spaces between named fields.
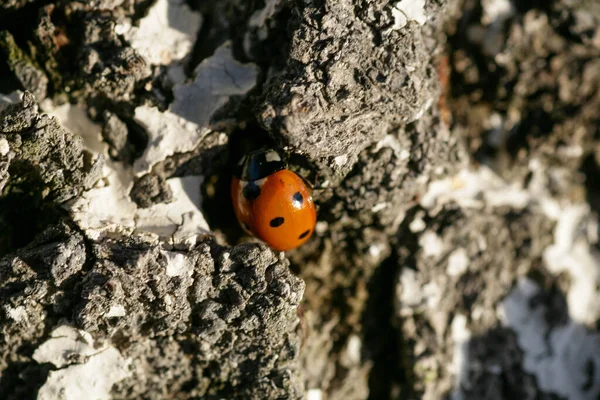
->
xmin=1 ymin=0 xmax=599 ymax=399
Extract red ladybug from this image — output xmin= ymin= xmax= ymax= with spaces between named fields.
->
xmin=231 ymin=148 xmax=317 ymax=251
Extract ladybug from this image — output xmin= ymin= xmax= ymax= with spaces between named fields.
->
xmin=231 ymin=148 xmax=317 ymax=251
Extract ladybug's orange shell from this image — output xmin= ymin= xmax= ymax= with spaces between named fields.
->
xmin=231 ymin=176 xmax=253 ymax=234
xmin=231 ymin=170 xmax=316 ymax=251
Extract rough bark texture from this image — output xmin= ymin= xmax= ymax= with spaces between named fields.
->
xmin=1 ymin=223 xmax=304 ymax=399
xmin=1 ymin=0 xmax=599 ymax=399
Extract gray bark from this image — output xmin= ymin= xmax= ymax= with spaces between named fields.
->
xmin=1 ymin=0 xmax=599 ymax=399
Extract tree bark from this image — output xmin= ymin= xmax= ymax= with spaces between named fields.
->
xmin=1 ymin=0 xmax=599 ymax=399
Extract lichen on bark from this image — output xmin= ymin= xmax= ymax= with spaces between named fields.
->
xmin=1 ymin=0 xmax=600 ymax=399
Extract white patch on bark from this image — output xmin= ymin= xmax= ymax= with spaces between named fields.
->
xmin=391 ymin=0 xmax=427 ymax=30
xmin=125 ymin=0 xmax=202 ymax=65
xmin=543 ymin=205 xmax=600 ymax=325
xmin=134 ymin=42 xmax=258 ymax=175
xmin=499 ymin=278 xmax=600 ymax=399
xmin=34 ymin=326 xmax=131 ymax=400
xmin=44 ymin=103 xmax=210 ymax=244
xmin=447 ymin=248 xmax=469 ymax=277
xmin=162 ymin=250 xmax=194 ymax=277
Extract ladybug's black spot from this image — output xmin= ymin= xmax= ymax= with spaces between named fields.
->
xmin=298 ymin=230 xmax=310 ymax=239
xmin=242 ymin=182 xmax=261 ymax=200
xmin=270 ymin=217 xmax=284 ymax=227
xmin=292 ymin=192 xmax=303 ymax=207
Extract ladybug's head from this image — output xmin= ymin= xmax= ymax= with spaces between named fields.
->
xmin=234 ymin=148 xmax=286 ymax=181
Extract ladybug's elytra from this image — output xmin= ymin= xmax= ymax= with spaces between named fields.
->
xmin=231 ymin=148 xmax=317 ymax=251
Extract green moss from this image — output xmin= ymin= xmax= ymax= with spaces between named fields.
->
xmin=0 ymin=30 xmax=39 ymax=75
